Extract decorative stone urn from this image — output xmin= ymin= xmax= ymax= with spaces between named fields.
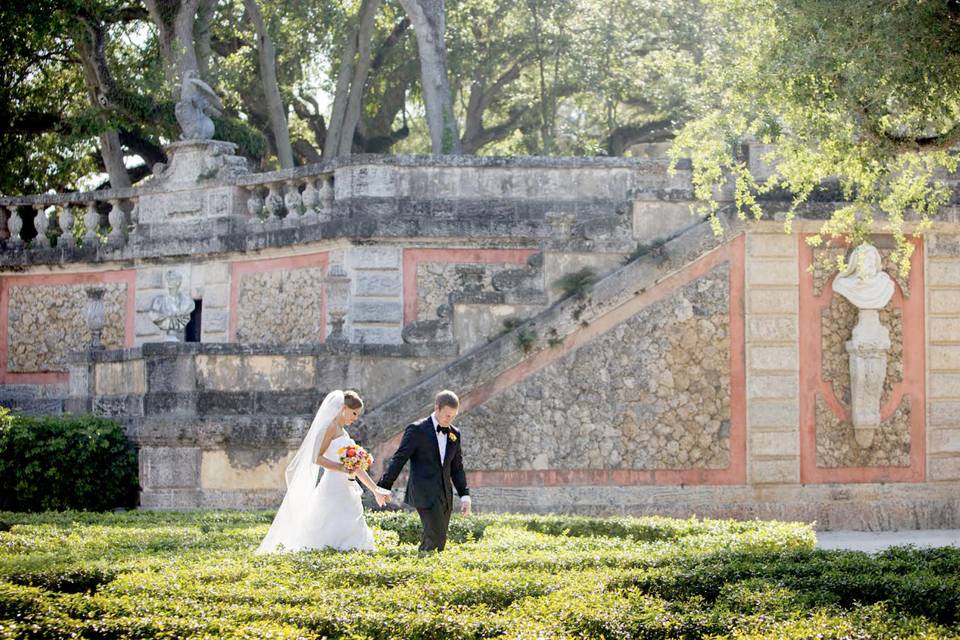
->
xmin=831 ymin=243 xmax=895 ymax=447
xmin=85 ymin=287 xmax=106 ymax=350
xmin=325 ymin=263 xmax=352 ymax=343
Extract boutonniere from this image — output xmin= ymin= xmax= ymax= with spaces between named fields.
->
xmin=448 ymin=431 xmax=457 ymax=442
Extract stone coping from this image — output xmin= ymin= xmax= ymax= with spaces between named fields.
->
xmin=1 ymin=154 xmax=683 ymax=205
xmin=78 ymin=340 xmax=459 ymax=364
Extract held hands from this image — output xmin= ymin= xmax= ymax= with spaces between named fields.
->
xmin=373 ymin=486 xmax=392 ymax=508
xmin=461 ymin=498 xmax=472 ymax=516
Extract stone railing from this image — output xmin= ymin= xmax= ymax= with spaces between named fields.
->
xmin=235 ymin=164 xmax=335 ymax=228
xmin=0 ymin=188 xmax=138 ymax=249
xmin=0 ymin=152 xmax=698 ymax=265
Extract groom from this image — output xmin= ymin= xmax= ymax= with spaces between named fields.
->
xmin=377 ymin=390 xmax=471 ymax=552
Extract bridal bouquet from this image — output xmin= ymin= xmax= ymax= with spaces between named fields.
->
xmin=337 ymin=445 xmax=373 ymax=475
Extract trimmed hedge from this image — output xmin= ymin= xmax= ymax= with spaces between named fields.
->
xmin=1 ymin=510 xmax=957 ymax=638
xmin=0 ymin=408 xmax=139 ymax=512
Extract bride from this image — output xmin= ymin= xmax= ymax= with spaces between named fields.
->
xmin=256 ymin=390 xmax=390 ymax=554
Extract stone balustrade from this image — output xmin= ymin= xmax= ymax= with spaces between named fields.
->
xmin=0 ymin=189 xmax=138 ymax=250
xmin=236 ymin=165 xmax=335 ymax=228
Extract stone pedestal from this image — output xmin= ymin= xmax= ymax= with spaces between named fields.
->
xmin=846 ymin=309 xmax=891 ymax=447
xmin=137 ymin=140 xmax=249 ymax=233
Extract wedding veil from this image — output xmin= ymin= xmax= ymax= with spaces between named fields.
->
xmin=255 ymin=389 xmax=344 ymax=554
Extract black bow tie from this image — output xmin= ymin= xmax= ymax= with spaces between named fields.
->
xmin=436 ymin=425 xmax=451 ymax=435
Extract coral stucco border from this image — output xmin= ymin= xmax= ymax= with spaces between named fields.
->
xmin=798 ymin=236 xmax=926 ymax=483
xmin=0 ymin=270 xmax=137 ymax=384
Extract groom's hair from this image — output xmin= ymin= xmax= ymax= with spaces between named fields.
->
xmin=343 ymin=390 xmax=364 ymax=410
xmin=435 ymin=390 xmax=460 ymax=410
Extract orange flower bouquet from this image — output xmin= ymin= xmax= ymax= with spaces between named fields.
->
xmin=337 ymin=445 xmax=373 ymax=475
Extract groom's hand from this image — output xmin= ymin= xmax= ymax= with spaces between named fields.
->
xmin=461 ymin=498 xmax=472 ymax=516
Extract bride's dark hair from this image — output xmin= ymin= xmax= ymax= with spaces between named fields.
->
xmin=343 ymin=390 xmax=364 ymax=410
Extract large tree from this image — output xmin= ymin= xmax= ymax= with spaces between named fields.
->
xmin=671 ymin=0 xmax=960 ymax=271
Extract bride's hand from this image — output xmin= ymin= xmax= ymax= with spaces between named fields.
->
xmin=374 ymin=492 xmax=388 ymax=507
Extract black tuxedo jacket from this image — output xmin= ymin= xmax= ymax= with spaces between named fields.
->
xmin=378 ymin=416 xmax=469 ymax=509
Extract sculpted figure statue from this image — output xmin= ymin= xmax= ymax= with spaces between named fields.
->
xmin=149 ymin=270 xmax=195 ymax=342
xmin=174 ymin=70 xmax=223 ymax=140
xmin=830 ymin=243 xmax=896 ymax=448
xmin=831 ymin=243 xmax=894 ymax=310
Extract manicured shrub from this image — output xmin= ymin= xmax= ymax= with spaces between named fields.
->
xmin=0 ymin=511 xmax=956 ymax=639
xmin=0 ymin=408 xmax=139 ymax=512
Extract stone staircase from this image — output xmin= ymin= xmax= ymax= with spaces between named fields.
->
xmin=356 ymin=210 xmax=731 ymax=464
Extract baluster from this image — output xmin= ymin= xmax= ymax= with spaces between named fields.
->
xmin=7 ymin=206 xmax=23 ymax=246
xmin=0 ymin=206 xmax=10 ymax=241
xmin=33 ymin=204 xmax=51 ymax=248
xmin=128 ymin=198 xmax=140 ymax=231
xmin=60 ymin=205 xmax=77 ymax=247
xmin=83 ymin=201 xmax=99 ymax=245
xmin=283 ymin=180 xmax=303 ymax=226
xmin=246 ymin=186 xmax=264 ymax=221
xmin=265 ymin=182 xmax=284 ymax=221
xmin=301 ymin=178 xmax=320 ymax=224
xmin=318 ymin=174 xmax=334 ymax=209
xmin=107 ymin=199 xmax=125 ymax=245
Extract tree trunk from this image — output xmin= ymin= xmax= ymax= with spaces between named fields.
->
xmin=143 ymin=0 xmax=200 ymax=96
xmin=324 ymin=0 xmax=381 ymax=159
xmin=195 ymin=0 xmax=216 ymax=81
xmin=398 ymin=0 xmax=461 ymax=154
xmin=243 ymin=0 xmax=294 ymax=168
xmin=75 ymin=20 xmax=131 ymax=189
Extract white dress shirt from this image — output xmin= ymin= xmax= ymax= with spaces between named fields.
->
xmin=430 ymin=413 xmax=471 ymax=505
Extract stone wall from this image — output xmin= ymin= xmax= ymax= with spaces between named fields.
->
xmin=7 ymin=283 xmax=126 ymax=372
xmin=1 ymin=154 xmax=959 ymax=528
xmin=744 ymin=230 xmax=801 ymax=484
xmin=235 ymin=267 xmax=325 ymax=344
xmin=459 ymin=265 xmax=732 ymax=472
xmin=926 ymin=232 xmax=960 ymax=482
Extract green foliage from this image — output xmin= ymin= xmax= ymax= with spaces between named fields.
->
xmin=0 ymin=408 xmax=139 ymax=512
xmin=367 ymin=511 xmax=487 ymax=545
xmin=552 ymin=266 xmax=598 ymax=299
xmin=671 ymin=0 xmax=960 ymax=275
xmin=1 ymin=510 xmax=958 ymax=638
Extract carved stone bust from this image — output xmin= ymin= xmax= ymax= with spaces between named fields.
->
xmin=149 ymin=270 xmax=195 ymax=341
xmin=831 ymin=243 xmax=895 ymax=310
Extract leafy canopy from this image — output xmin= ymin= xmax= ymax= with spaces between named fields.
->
xmin=671 ymin=0 xmax=960 ymax=273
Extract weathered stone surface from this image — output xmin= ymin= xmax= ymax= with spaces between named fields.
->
xmin=7 ymin=283 xmax=126 ymax=372
xmin=416 ymin=262 xmax=517 ymax=321
xmin=816 ymin=393 xmax=911 ymax=468
xmin=347 ymin=246 xmax=401 ymax=269
xmin=95 ymin=360 xmax=146 ymax=396
xmin=200 ymin=449 xmax=294 ymax=490
xmin=459 ymin=264 xmax=731 ymax=471
xmin=141 ymin=446 xmax=201 ymax=489
xmin=195 ymin=355 xmax=315 ymax=391
xmin=750 ymin=430 xmax=798 ymax=457
xmin=747 ymin=288 xmax=798 ymax=314
xmin=750 ymin=458 xmax=799 ymax=484
xmin=351 ymin=299 xmax=402 ymax=323
xmin=236 ymin=267 xmax=324 ymax=344
xmin=746 ymin=317 xmax=798 ymax=342
xmin=355 ymin=271 xmax=401 ymax=297
xmin=749 ymin=400 xmax=799 ymax=428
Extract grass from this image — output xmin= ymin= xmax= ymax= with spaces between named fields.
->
xmin=0 ymin=510 xmax=958 ymax=639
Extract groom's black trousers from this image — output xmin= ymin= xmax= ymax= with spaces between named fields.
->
xmin=417 ymin=498 xmax=452 ymax=552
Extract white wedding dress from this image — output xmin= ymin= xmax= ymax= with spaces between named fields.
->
xmin=256 ymin=391 xmax=375 ymax=554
